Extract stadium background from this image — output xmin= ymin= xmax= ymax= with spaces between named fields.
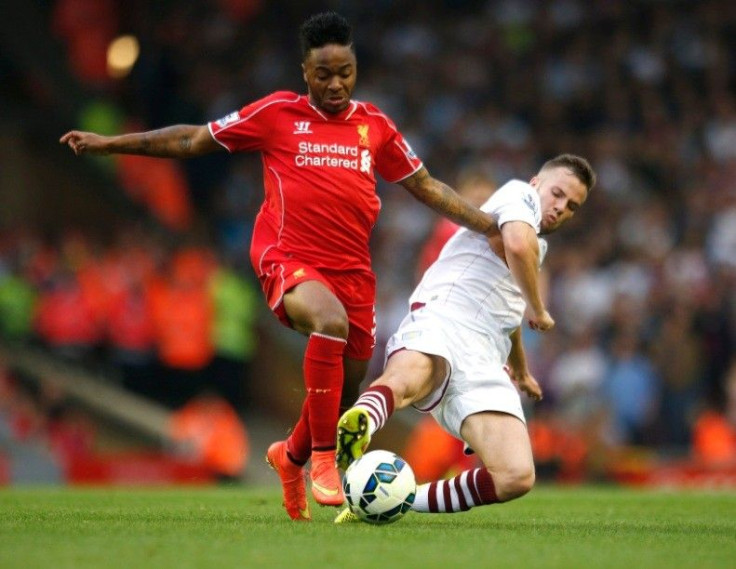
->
xmin=0 ymin=0 xmax=734 ymax=487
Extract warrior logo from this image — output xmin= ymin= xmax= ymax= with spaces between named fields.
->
xmin=293 ymin=121 xmax=313 ymax=134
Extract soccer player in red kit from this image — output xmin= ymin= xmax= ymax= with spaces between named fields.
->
xmin=60 ymin=11 xmax=498 ymax=521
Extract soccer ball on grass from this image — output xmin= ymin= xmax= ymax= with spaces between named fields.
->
xmin=342 ymin=449 xmax=416 ymax=524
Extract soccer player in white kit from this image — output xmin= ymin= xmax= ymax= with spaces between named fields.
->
xmin=336 ymin=154 xmax=595 ymax=519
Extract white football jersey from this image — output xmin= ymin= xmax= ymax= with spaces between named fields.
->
xmin=409 ymin=179 xmax=547 ymax=340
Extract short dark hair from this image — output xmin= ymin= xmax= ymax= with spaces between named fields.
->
xmin=299 ymin=12 xmax=353 ymax=60
xmin=540 ymin=154 xmax=596 ymax=192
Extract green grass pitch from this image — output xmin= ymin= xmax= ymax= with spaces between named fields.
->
xmin=1 ymin=485 xmax=734 ymax=569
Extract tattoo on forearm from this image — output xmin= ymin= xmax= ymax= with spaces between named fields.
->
xmin=403 ymin=169 xmax=495 ymax=234
xmin=432 ymin=179 xmax=491 ymax=233
xmin=178 ymin=137 xmax=192 ymax=153
xmin=434 ymin=180 xmax=460 ymax=214
xmin=128 ymin=126 xmax=193 ymax=157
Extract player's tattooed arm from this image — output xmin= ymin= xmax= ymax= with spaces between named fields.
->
xmin=399 ymin=167 xmax=499 ymax=237
xmin=60 ymin=124 xmax=221 ymax=158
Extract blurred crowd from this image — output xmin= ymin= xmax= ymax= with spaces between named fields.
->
xmin=4 ymin=0 xmax=736 ymax=480
xmin=0 ymin=226 xmax=258 ymax=480
xmin=0 ymin=226 xmax=260 ymax=410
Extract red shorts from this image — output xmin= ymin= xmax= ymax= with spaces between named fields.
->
xmin=255 ymin=246 xmax=376 ymax=361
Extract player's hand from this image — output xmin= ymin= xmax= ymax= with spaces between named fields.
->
xmin=528 ymin=309 xmax=554 ymax=332
xmin=59 ymin=131 xmax=110 ymax=156
xmin=504 ymin=365 xmax=543 ymax=401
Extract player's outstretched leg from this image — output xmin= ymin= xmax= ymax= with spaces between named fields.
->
xmin=266 ymin=440 xmax=311 ymax=521
xmin=336 ymin=407 xmax=371 ymax=471
xmin=410 ymin=412 xmax=535 ymax=514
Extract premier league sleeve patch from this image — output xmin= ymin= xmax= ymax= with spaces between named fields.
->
xmin=215 ymin=111 xmax=241 ymax=128
xmin=402 ymin=140 xmax=417 ymax=161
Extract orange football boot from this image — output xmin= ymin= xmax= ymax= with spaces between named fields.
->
xmin=309 ymin=450 xmax=345 ymax=507
xmin=266 ymin=441 xmax=311 ymax=521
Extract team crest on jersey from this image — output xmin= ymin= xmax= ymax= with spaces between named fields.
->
xmin=215 ymin=112 xmax=240 ymax=127
xmin=293 ymin=121 xmax=313 ymax=134
xmin=357 ymin=124 xmax=370 ymax=147
xmin=293 ymin=268 xmax=306 ymax=279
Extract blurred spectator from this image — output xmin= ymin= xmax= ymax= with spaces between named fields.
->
xmin=34 ymin=266 xmax=102 ymax=362
xmin=106 ymin=275 xmax=157 ymax=399
xmin=402 ymin=417 xmax=476 ymax=484
xmin=602 ymin=328 xmax=661 ymax=446
xmin=150 ymin=246 xmax=215 ymax=408
xmin=528 ymin=409 xmax=590 ymax=483
xmin=208 ymin=257 xmax=260 ymax=412
xmin=52 ymin=0 xmax=119 ymax=87
xmin=170 ymin=391 xmax=249 ymax=481
xmin=547 ymin=328 xmax=607 ymax=427
xmin=650 ymin=299 xmax=704 ymax=448
xmin=691 ymin=359 xmax=736 ymax=466
xmin=0 ymin=257 xmax=36 ymax=342
xmin=707 ymin=202 xmax=736 ymax=270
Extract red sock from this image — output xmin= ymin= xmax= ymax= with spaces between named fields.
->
xmin=286 ymin=399 xmax=311 ymax=465
xmin=304 ymin=333 xmax=346 ymax=450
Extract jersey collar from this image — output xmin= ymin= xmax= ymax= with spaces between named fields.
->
xmin=306 ymin=98 xmax=358 ymax=121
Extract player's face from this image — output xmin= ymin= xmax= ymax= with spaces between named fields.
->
xmin=302 ymin=44 xmax=357 ymax=114
xmin=531 ymin=167 xmax=588 ymax=234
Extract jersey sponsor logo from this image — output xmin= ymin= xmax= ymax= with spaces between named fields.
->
xmin=293 ymin=121 xmax=313 ymax=134
xmin=294 ymin=140 xmax=372 ymax=174
xmin=359 ymin=149 xmax=371 ymax=173
xmin=297 ymin=141 xmax=358 ymax=156
xmin=357 ymin=124 xmax=370 ymax=147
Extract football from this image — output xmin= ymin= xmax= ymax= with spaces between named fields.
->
xmin=342 ymin=449 xmax=416 ymax=524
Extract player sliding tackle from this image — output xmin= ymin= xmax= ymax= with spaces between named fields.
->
xmin=336 ymin=154 xmax=595 ymax=521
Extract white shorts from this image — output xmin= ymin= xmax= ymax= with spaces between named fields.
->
xmin=385 ymin=307 xmax=525 ymax=440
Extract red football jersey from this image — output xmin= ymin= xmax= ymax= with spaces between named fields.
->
xmin=208 ymin=91 xmax=423 ymax=273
